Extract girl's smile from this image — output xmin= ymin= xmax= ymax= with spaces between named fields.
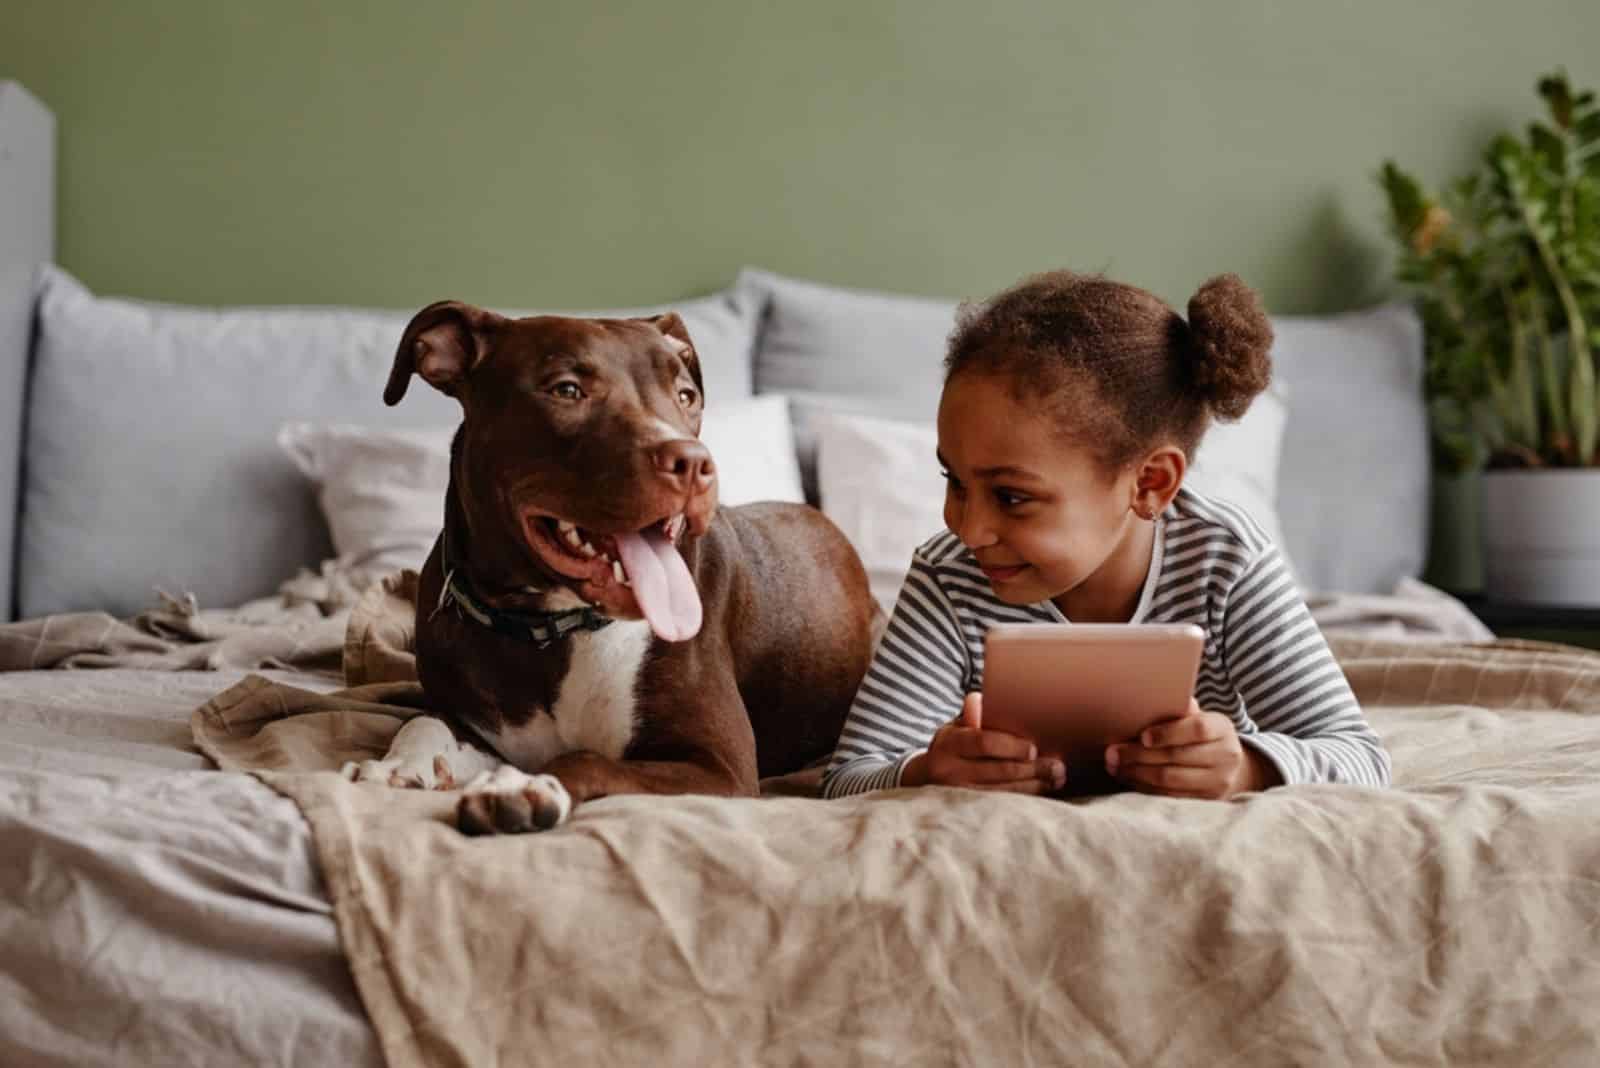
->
xmin=977 ymin=561 xmax=1029 ymax=584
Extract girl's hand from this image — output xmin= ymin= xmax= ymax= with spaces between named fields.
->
xmin=902 ymin=693 xmax=1066 ymax=794
xmin=1104 ymin=698 xmax=1281 ymax=800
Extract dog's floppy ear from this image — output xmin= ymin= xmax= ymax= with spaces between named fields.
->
xmin=644 ymin=312 xmax=704 ymax=395
xmin=385 ymin=301 xmax=505 ymax=405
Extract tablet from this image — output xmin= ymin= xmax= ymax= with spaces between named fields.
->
xmin=981 ymin=623 xmax=1205 ymax=767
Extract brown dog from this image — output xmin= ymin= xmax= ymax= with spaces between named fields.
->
xmin=344 ymin=301 xmax=878 ymax=834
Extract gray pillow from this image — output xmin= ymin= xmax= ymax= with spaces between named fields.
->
xmin=19 ymin=267 xmax=763 ymax=618
xmin=737 ymin=267 xmax=959 ymax=502
xmin=1269 ymin=303 xmax=1427 ymax=595
xmin=739 ymin=266 xmax=1427 ymax=595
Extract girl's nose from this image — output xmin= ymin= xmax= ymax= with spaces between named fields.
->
xmin=953 ymin=500 xmax=998 ymax=549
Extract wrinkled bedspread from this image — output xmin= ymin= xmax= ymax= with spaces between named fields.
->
xmin=193 ymin=574 xmax=1600 ymax=1067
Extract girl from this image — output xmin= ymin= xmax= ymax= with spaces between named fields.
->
xmin=821 ymin=271 xmax=1390 ymax=800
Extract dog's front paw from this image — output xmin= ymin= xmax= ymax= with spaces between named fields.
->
xmin=457 ymin=766 xmax=573 ymax=835
xmin=340 ymin=753 xmax=452 ymax=790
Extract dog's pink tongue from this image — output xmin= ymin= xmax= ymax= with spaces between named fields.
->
xmin=613 ymin=529 xmax=702 ymax=642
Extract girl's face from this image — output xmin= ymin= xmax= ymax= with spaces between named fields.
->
xmin=936 ymin=371 xmax=1151 ymax=611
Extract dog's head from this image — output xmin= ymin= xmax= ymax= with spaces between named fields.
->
xmin=385 ymin=301 xmax=716 ymax=642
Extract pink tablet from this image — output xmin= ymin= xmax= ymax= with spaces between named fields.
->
xmin=981 ymin=623 xmax=1205 ymax=766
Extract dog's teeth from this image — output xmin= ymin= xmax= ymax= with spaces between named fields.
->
xmin=613 ymin=561 xmax=628 ymax=586
xmin=580 ymin=541 xmax=597 ymax=557
xmin=563 ymin=528 xmax=583 ymax=549
xmin=557 ymin=520 xmax=576 ymax=534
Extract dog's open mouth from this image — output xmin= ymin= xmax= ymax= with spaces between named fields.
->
xmin=523 ymin=512 xmax=700 ymax=642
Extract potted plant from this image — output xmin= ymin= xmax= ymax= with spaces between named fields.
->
xmin=1379 ymin=70 xmax=1600 ymax=605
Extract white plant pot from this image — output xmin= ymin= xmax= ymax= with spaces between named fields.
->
xmin=1481 ymin=469 xmax=1600 ymax=606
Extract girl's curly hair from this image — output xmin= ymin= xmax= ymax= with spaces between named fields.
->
xmin=943 ymin=270 xmax=1273 ymax=472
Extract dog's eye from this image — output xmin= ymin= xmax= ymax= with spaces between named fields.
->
xmin=677 ymin=387 xmax=698 ymax=407
xmin=550 ymin=381 xmax=584 ymax=401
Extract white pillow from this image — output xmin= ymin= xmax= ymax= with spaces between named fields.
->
xmin=277 ymin=423 xmax=455 ymax=578
xmin=815 ymin=388 xmax=1295 ymax=615
xmin=1184 ymin=386 xmax=1292 ymax=566
xmin=280 ymin=395 xmax=805 ymax=578
xmin=813 ymin=414 xmax=949 ymax=615
xmin=693 ymin=394 xmax=806 ymax=508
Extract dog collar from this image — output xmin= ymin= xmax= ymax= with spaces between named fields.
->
xmin=432 ymin=526 xmax=614 ymax=648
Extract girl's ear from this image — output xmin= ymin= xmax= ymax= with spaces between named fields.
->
xmin=1131 ymin=445 xmax=1186 ymax=520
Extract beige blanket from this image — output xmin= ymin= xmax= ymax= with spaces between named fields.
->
xmin=188 ymin=573 xmax=1600 ymax=1067
xmin=0 ymin=565 xmax=375 ymax=673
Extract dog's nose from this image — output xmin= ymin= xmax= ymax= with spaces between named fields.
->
xmin=652 ymin=439 xmax=716 ymax=495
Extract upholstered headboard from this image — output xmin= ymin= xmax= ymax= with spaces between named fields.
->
xmin=0 ymin=81 xmax=1429 ymax=621
xmin=0 ymin=82 xmax=55 ymax=622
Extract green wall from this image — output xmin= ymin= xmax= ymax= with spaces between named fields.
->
xmin=5 ymin=1 xmax=1598 ymax=314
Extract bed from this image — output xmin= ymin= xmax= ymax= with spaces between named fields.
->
xmin=4 ymin=80 xmax=1599 ymax=1067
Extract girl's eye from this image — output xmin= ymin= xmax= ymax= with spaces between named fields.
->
xmin=677 ymin=387 xmax=698 ymax=407
xmin=995 ymin=489 xmax=1030 ymax=508
xmin=941 ymin=469 xmax=967 ymax=496
xmin=550 ymin=381 xmax=584 ymax=401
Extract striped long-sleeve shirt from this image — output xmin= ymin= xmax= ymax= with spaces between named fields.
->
xmin=822 ymin=487 xmax=1391 ymax=797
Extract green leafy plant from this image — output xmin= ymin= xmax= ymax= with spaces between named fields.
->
xmin=1380 ymin=70 xmax=1600 ymax=474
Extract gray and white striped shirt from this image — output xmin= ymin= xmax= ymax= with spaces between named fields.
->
xmin=822 ymin=487 xmax=1390 ymax=797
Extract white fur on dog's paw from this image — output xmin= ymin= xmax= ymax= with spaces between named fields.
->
xmin=456 ymin=766 xmax=572 ymax=835
xmin=340 ymin=753 xmax=448 ymax=790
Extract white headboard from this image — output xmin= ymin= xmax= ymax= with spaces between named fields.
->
xmin=0 ymin=81 xmax=55 ymax=621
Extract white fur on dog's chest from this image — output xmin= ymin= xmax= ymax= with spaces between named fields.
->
xmin=477 ymin=617 xmax=654 ymax=771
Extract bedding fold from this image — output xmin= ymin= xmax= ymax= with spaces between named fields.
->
xmin=0 ymin=563 xmax=372 ymax=673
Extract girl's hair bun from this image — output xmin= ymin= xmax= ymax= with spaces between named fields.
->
xmin=1185 ymin=274 xmax=1274 ymax=421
